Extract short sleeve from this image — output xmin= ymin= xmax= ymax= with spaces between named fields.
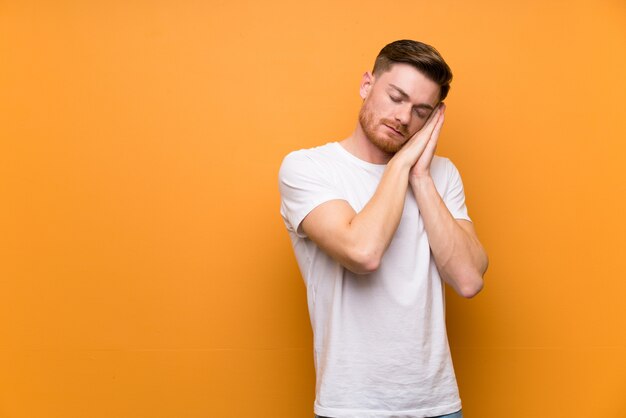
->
xmin=278 ymin=150 xmax=345 ymax=238
xmin=443 ymin=159 xmax=472 ymax=222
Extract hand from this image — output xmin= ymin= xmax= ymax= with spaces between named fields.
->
xmin=392 ymin=103 xmax=445 ymax=171
xmin=410 ymin=103 xmax=445 ymax=180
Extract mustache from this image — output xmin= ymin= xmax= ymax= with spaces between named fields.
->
xmin=381 ymin=119 xmax=408 ymax=136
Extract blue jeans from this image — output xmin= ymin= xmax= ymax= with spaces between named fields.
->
xmin=315 ymin=410 xmax=462 ymax=418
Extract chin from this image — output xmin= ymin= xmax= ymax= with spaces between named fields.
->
xmin=370 ymin=136 xmax=404 ymax=155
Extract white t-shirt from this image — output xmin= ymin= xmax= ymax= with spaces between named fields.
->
xmin=278 ymin=142 xmax=471 ymax=418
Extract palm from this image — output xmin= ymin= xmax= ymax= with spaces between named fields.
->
xmin=410 ymin=106 xmax=444 ymax=178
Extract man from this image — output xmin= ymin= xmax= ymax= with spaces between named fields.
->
xmin=278 ymin=40 xmax=488 ymax=418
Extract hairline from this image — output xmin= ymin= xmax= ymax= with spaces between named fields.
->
xmin=373 ymin=61 xmax=445 ymax=102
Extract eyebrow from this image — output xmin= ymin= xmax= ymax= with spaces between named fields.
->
xmin=389 ymin=84 xmax=435 ymax=111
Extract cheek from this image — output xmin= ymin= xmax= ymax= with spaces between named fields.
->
xmin=365 ymin=100 xmax=382 ymax=123
xmin=367 ymin=95 xmax=388 ymax=114
xmin=410 ymin=119 xmax=427 ymax=135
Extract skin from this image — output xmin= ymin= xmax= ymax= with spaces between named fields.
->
xmin=301 ymin=63 xmax=488 ymax=298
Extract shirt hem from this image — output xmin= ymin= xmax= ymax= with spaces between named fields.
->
xmin=314 ymin=399 xmax=462 ymax=418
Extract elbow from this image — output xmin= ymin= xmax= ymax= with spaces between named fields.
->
xmin=460 ymin=254 xmax=488 ymax=298
xmin=346 ymin=247 xmax=382 ymax=275
xmin=457 ymin=272 xmax=485 ymax=299
xmin=459 ymin=277 xmax=484 ymax=298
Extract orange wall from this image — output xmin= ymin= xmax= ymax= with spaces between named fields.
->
xmin=1 ymin=1 xmax=625 ymax=417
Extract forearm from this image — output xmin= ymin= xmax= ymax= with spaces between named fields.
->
xmin=410 ymin=175 xmax=488 ymax=297
xmin=342 ymin=156 xmax=412 ymax=272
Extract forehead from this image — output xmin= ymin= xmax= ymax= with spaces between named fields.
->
xmin=375 ymin=63 xmax=440 ymax=105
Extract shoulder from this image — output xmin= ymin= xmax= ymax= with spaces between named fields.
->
xmin=279 ymin=143 xmax=341 ymax=179
xmin=281 ymin=142 xmax=338 ymax=164
xmin=278 ymin=143 xmax=348 ymax=234
xmin=430 ymin=155 xmax=466 ymax=197
xmin=431 ymin=155 xmax=461 ymax=180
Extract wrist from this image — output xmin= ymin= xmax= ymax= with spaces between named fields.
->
xmin=389 ymin=151 xmax=414 ymax=172
xmin=409 ymin=172 xmax=434 ymax=189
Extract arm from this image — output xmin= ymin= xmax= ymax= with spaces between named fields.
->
xmin=301 ymin=160 xmax=409 ymax=274
xmin=411 ymin=177 xmax=488 ymax=297
xmin=301 ymin=105 xmax=446 ymax=275
xmin=409 ymin=109 xmax=488 ymax=298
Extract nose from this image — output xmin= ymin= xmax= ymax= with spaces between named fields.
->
xmin=394 ymin=104 xmax=411 ymax=126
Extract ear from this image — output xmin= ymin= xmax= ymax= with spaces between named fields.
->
xmin=359 ymin=71 xmax=374 ymax=99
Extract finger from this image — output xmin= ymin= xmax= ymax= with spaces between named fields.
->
xmin=426 ymin=118 xmax=442 ymax=153
xmin=397 ymin=104 xmax=445 ymax=165
xmin=426 ymin=102 xmax=445 ymax=129
xmin=403 ymin=107 xmax=441 ymax=151
xmin=410 ymin=102 xmax=444 ymax=141
xmin=418 ymin=105 xmax=444 ymax=145
xmin=429 ymin=108 xmax=445 ymax=143
xmin=421 ymin=111 xmax=444 ymax=160
xmin=423 ymin=102 xmax=443 ymax=127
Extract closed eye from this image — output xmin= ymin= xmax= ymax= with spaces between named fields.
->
xmin=414 ymin=109 xmax=428 ymax=118
xmin=389 ymin=95 xmax=402 ymax=103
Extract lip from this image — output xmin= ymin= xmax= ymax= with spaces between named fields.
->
xmin=384 ymin=124 xmax=404 ymax=138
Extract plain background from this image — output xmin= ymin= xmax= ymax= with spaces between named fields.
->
xmin=1 ymin=0 xmax=625 ymax=417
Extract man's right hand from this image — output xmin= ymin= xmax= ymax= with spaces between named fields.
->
xmin=392 ymin=103 xmax=446 ymax=171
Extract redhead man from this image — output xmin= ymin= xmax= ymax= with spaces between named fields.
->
xmin=279 ymin=40 xmax=488 ymax=418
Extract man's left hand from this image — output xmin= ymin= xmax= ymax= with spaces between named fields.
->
xmin=410 ymin=103 xmax=445 ymax=180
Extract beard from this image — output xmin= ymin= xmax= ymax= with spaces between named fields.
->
xmin=358 ymin=101 xmax=408 ymax=155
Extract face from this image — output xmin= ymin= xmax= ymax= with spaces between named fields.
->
xmin=358 ymin=63 xmax=441 ymax=154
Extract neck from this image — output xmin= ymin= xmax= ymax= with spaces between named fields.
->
xmin=339 ymin=122 xmax=393 ymax=165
